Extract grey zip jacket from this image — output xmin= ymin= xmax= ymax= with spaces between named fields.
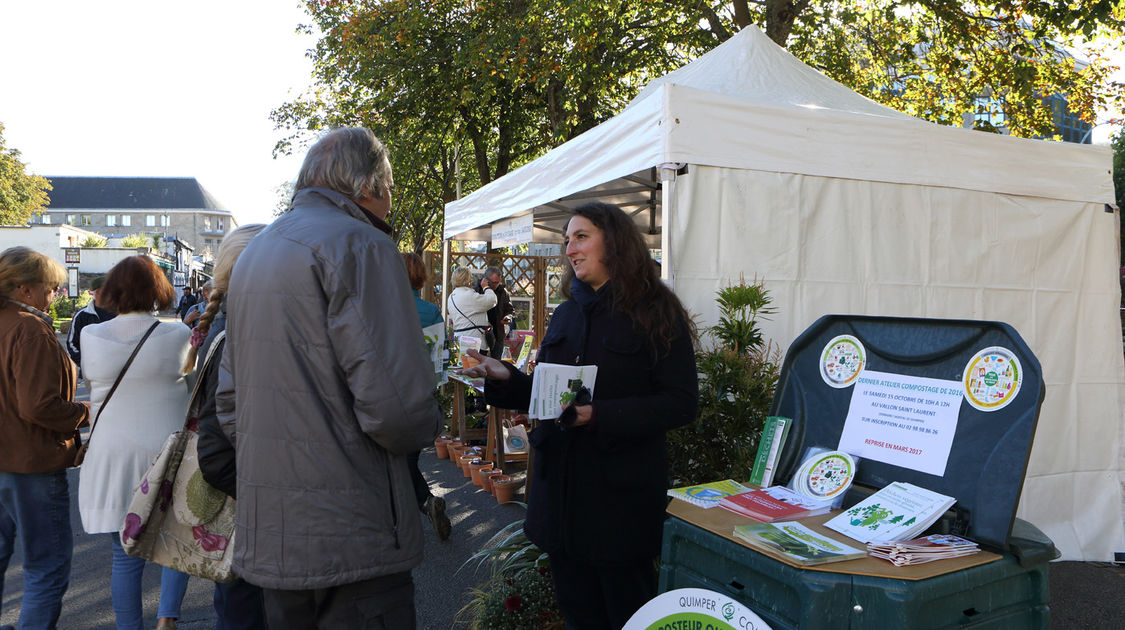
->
xmin=216 ymin=187 xmax=443 ymax=589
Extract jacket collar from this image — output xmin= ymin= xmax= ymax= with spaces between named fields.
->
xmin=295 ymin=187 xmax=393 ymax=236
xmin=3 ymin=297 xmax=53 ymax=327
xmin=569 ymin=278 xmax=611 ymax=311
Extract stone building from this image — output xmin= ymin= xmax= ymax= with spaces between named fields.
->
xmin=36 ymin=176 xmax=238 ymax=256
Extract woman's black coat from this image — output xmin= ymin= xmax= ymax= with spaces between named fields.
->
xmin=486 ymin=281 xmax=698 ymax=566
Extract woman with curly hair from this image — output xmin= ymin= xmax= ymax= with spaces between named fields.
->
xmin=463 ymin=202 xmax=699 ymax=629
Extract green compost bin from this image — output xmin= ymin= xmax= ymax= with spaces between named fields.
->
xmin=658 ymin=315 xmax=1058 ymax=629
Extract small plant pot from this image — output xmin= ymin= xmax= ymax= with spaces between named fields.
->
xmin=434 ymin=438 xmax=452 ymax=459
xmin=470 ymin=461 xmax=493 ymax=487
xmin=447 ymin=444 xmax=466 ymax=462
xmin=493 ymin=477 xmax=520 ymax=504
xmin=459 ymin=454 xmax=479 ymax=478
xmin=481 ymin=469 xmax=503 ymax=493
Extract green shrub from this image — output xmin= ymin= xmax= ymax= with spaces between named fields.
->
xmin=50 ymin=293 xmax=75 ymax=319
xmin=76 ymin=290 xmax=92 ymax=310
xmin=79 ymin=235 xmax=107 ymax=248
xmin=120 ymin=233 xmax=150 ymax=248
xmin=667 ymin=278 xmax=781 ymax=486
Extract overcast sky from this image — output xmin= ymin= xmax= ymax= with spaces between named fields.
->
xmin=1 ymin=3 xmax=1121 ymax=229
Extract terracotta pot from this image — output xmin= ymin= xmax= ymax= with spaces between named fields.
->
xmin=470 ymin=461 xmax=493 ymax=487
xmin=434 ymin=438 xmax=452 ymax=459
xmin=447 ymin=444 xmax=466 ymax=462
xmin=493 ymin=477 xmax=520 ymax=504
xmin=481 ymin=469 xmax=502 ymax=493
xmin=487 ymin=474 xmax=511 ymax=497
xmin=459 ymin=454 xmax=479 ymax=478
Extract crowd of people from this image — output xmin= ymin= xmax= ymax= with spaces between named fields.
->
xmin=0 ymin=125 xmax=698 ymax=630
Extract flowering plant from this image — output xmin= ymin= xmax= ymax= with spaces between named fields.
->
xmin=457 ymin=513 xmax=564 ymax=629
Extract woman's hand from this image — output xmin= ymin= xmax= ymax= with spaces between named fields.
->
xmin=563 ymin=404 xmax=593 ymax=427
xmin=459 ymin=350 xmax=510 ymax=381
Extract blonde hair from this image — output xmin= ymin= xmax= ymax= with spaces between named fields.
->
xmin=0 ymin=246 xmax=67 ymax=299
xmin=451 ymin=268 xmax=472 ymax=289
xmin=182 ymin=224 xmax=267 ymax=373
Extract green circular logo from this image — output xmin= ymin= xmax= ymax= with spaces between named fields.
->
xmin=984 ymin=371 xmax=998 ymax=386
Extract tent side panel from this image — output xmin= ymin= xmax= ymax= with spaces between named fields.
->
xmin=673 ymin=165 xmax=1125 ymax=561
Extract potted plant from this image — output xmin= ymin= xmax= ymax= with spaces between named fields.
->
xmin=456 ymin=514 xmax=564 ymax=629
xmin=667 ymin=277 xmax=781 ymax=486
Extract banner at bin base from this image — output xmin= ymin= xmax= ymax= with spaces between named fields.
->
xmin=623 ymin=588 xmax=772 ymax=630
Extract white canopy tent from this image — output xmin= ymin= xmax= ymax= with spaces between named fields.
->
xmin=444 ymin=26 xmax=1124 ymax=561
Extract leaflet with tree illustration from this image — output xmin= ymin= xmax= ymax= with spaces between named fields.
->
xmin=528 ymin=363 xmax=598 ymax=420
xmin=824 ymin=481 xmax=956 ymax=544
xmin=733 ymin=521 xmax=867 ymax=566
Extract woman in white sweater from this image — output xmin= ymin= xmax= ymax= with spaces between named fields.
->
xmin=79 ymin=256 xmax=191 ymax=630
xmin=447 ymin=267 xmax=497 ymax=354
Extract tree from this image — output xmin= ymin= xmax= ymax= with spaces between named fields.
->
xmin=276 ymin=1 xmax=1125 ymax=249
xmin=0 ymin=122 xmax=52 ymax=225
xmin=1112 ymin=128 xmax=1124 ymax=265
xmin=674 ymin=1 xmax=1125 ymax=138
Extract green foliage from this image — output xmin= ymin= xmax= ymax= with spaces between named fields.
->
xmin=457 ymin=514 xmax=564 ymax=629
xmin=667 ymin=278 xmax=780 ymax=486
xmin=76 ymin=290 xmax=92 ymax=310
xmin=0 ymin=122 xmax=52 ymax=225
xmin=79 ymin=235 xmax=108 ymax=248
xmin=50 ymin=293 xmax=75 ymax=319
xmin=120 ymin=233 xmax=150 ymax=248
xmin=712 ymin=280 xmax=776 ymax=354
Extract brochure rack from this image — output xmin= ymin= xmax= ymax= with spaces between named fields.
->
xmin=659 ymin=315 xmax=1058 ymax=629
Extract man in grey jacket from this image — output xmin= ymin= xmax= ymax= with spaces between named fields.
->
xmin=217 ymin=127 xmax=443 ymax=629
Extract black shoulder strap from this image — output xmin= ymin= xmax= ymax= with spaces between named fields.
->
xmin=88 ymin=321 xmax=161 ymax=439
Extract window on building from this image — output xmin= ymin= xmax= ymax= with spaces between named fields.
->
xmin=146 ymin=215 xmax=156 ymax=227
xmin=203 ymin=217 xmax=211 ymax=232
xmin=160 ymin=215 xmax=170 ymax=227
xmin=107 ymin=215 xmax=116 ymax=227
xmin=216 ymin=217 xmax=224 ymax=232
xmin=66 ymin=214 xmax=76 ymax=225
xmin=81 ymin=216 xmax=92 ymax=226
xmin=40 ymin=214 xmax=51 ymax=224
xmin=204 ymin=238 xmax=214 ymax=249
xmin=121 ymin=215 xmax=132 ymax=227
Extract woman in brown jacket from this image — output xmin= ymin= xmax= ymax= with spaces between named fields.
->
xmin=0 ymin=246 xmax=89 ymax=628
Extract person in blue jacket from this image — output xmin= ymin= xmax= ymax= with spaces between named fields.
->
xmin=402 ymin=252 xmax=451 ymax=541
xmin=462 ymin=202 xmax=699 ymax=629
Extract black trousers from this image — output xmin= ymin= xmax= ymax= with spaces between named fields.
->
xmin=261 ymin=571 xmax=415 ymax=630
xmin=548 ymin=552 xmax=656 ymax=630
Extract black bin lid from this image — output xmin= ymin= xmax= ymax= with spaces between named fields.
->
xmin=769 ymin=315 xmax=1045 ymax=551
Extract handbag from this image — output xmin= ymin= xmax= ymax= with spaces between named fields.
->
xmin=74 ymin=321 xmax=159 ymax=467
xmin=119 ymin=331 xmax=238 ymax=582
xmin=503 ymin=417 xmax=530 ymax=455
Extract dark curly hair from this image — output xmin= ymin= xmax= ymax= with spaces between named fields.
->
xmin=561 ymin=202 xmax=694 ymax=353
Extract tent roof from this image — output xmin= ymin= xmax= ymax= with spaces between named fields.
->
xmin=445 ymin=26 xmax=1114 ymax=241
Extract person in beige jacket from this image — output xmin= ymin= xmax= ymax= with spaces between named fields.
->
xmin=0 ymin=246 xmax=89 ymax=629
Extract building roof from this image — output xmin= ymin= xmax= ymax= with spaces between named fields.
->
xmin=45 ymin=176 xmax=229 ymax=211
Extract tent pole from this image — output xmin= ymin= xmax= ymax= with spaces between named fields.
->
xmin=658 ymin=163 xmax=680 ymax=290
xmin=441 ymin=239 xmax=451 ymax=323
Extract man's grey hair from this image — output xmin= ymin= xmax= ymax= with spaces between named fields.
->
xmin=294 ymin=127 xmax=391 ymax=200
xmin=484 ymin=266 xmax=503 ymax=281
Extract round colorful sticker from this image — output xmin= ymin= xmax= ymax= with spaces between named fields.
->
xmin=792 ymin=451 xmax=856 ymax=500
xmin=962 ymin=346 xmax=1022 ymax=412
xmin=820 ymin=335 xmax=866 ymax=388
xmin=623 ymin=588 xmax=772 ymax=630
